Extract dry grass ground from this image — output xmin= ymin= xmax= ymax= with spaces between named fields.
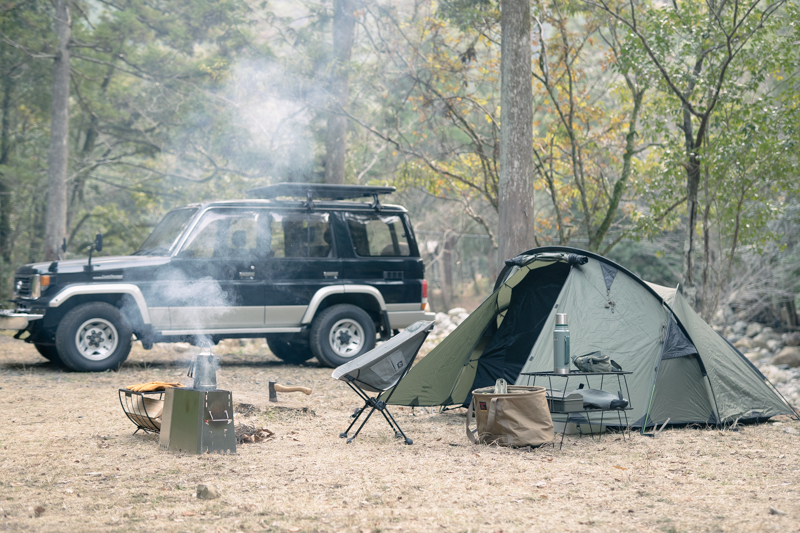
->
xmin=1 ymin=333 xmax=798 ymax=533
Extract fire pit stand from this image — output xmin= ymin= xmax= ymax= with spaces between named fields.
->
xmin=159 ymin=388 xmax=237 ymax=454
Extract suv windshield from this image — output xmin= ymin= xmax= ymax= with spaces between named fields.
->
xmin=136 ymin=208 xmax=198 ymax=255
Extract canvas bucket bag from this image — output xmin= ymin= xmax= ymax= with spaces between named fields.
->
xmin=466 ymin=385 xmax=554 ymax=447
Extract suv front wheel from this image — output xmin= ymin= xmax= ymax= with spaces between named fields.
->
xmin=310 ymin=304 xmax=376 ymax=368
xmin=55 ymin=302 xmax=133 ymax=372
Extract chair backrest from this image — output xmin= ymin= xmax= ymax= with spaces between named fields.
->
xmin=332 ymin=321 xmax=434 ymax=392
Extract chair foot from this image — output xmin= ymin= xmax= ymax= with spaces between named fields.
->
xmin=394 ymin=431 xmax=402 ymax=439
xmin=346 ymin=438 xmax=354 ymax=444
xmin=404 ymin=437 xmax=413 ymax=445
xmin=339 ymin=432 xmax=348 ymax=438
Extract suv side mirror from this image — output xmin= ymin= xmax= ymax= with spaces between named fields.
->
xmin=95 ymin=233 xmax=103 ymax=252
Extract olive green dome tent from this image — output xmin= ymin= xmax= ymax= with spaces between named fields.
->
xmin=388 ymin=247 xmax=796 ymax=428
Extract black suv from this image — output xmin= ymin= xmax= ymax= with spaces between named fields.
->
xmin=0 ymin=184 xmax=434 ymax=371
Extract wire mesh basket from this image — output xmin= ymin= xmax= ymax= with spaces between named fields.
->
xmin=119 ymin=389 xmax=166 ymax=434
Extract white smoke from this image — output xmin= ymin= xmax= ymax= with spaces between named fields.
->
xmin=222 ymin=58 xmax=328 ymax=181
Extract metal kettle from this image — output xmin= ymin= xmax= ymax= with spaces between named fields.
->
xmin=188 ymin=342 xmax=218 ymax=390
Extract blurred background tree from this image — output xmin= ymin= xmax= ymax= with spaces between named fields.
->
xmin=0 ymin=0 xmax=798 ymax=326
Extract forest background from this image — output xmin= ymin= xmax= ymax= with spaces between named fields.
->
xmin=0 ymin=0 xmax=799 ymax=327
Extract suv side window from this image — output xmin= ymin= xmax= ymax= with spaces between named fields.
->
xmin=180 ymin=209 xmax=263 ymax=258
xmin=269 ymin=212 xmax=333 ymax=258
xmin=345 ymin=213 xmax=410 ymax=257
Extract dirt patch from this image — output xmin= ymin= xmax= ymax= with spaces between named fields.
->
xmin=0 ymin=335 xmax=798 ymax=532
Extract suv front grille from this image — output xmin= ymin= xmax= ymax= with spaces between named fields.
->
xmin=14 ymin=275 xmax=33 ymax=298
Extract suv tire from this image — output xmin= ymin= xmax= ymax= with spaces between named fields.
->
xmin=310 ymin=304 xmax=376 ymax=368
xmin=55 ymin=302 xmax=132 ymax=372
xmin=266 ymin=337 xmax=315 ymax=364
xmin=34 ymin=343 xmax=63 ymax=365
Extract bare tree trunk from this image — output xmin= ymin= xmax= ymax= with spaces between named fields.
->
xmin=682 ymin=155 xmax=700 ymax=305
xmin=497 ymin=0 xmax=534 ymax=270
xmin=0 ymin=74 xmax=14 ymax=264
xmin=324 ymin=0 xmax=355 ymax=185
xmin=701 ymin=163 xmax=712 ymax=320
xmin=442 ymin=233 xmax=456 ymax=311
xmin=45 ymin=0 xmax=70 ymax=261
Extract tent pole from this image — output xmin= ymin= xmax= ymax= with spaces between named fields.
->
xmin=703 ymin=374 xmax=723 ymax=427
xmin=641 ymin=316 xmax=669 ymax=435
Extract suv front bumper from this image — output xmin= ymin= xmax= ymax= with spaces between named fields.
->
xmin=0 ymin=310 xmax=44 ymax=330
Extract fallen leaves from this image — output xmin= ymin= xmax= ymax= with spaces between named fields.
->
xmin=235 ymin=424 xmax=275 ymax=444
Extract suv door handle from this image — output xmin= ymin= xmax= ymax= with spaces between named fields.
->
xmin=238 ymin=271 xmax=255 ymax=279
xmin=323 ymin=271 xmax=338 ymax=278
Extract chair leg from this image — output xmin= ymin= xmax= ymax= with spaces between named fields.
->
xmin=340 ymin=404 xmax=368 ymax=438
xmin=347 ymin=405 xmax=378 ymax=444
xmin=341 ymin=401 xmax=413 ymax=445
xmin=382 ymin=407 xmax=412 ymax=445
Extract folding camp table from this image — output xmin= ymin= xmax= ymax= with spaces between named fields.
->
xmin=332 ymin=320 xmax=434 ymax=445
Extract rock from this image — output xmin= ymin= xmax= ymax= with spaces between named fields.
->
xmin=435 ymin=312 xmax=449 ymax=323
xmin=733 ymin=321 xmax=748 ymax=335
xmin=173 ymin=342 xmax=192 ymax=353
xmin=750 ymin=335 xmax=770 ymax=350
xmin=772 ymin=346 xmax=800 ymax=368
xmin=783 ymin=427 xmax=799 ymax=436
xmin=761 ymin=327 xmax=779 ymax=338
xmin=197 ymin=484 xmax=220 ymax=500
xmin=723 ymin=326 xmax=734 ymax=338
xmin=746 ymin=323 xmax=763 ymax=338
xmin=785 ymin=332 xmax=800 ymax=347
xmin=447 ymin=307 xmax=467 ymax=316
xmin=727 ymin=334 xmax=741 ymax=344
xmin=744 ymin=352 xmax=763 ymax=363
xmin=761 ymin=365 xmax=788 ymax=384
xmin=767 ymin=339 xmax=782 ymax=352
xmin=734 ymin=338 xmax=752 ymax=350
xmin=769 ymin=507 xmax=787 ymax=516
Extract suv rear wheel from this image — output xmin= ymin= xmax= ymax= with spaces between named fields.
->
xmin=266 ymin=337 xmax=315 ymax=364
xmin=55 ymin=302 xmax=132 ymax=372
xmin=310 ymin=304 xmax=376 ymax=368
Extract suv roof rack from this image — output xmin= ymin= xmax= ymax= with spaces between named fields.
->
xmin=247 ymin=183 xmax=397 ymax=211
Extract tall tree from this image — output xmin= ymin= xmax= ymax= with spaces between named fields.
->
xmin=325 ymin=0 xmax=356 ymax=184
xmin=44 ymin=0 xmax=70 ymax=260
xmin=497 ymin=0 xmax=534 ymax=266
xmin=585 ymin=0 xmax=788 ymax=305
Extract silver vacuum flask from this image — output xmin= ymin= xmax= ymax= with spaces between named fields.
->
xmin=554 ymin=313 xmax=570 ymax=374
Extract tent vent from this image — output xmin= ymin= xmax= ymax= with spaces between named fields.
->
xmin=600 ymin=263 xmax=618 ymax=291
xmin=661 ymin=318 xmax=697 ymax=360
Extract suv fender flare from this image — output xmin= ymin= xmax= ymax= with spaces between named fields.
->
xmin=300 ymin=285 xmax=386 ymax=325
xmin=48 ymin=284 xmax=151 ymax=325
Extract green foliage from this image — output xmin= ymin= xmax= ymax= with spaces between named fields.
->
xmin=0 ymin=0 xmax=798 ymax=313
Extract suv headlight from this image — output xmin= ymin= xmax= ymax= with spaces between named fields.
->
xmin=14 ymin=274 xmax=50 ymax=299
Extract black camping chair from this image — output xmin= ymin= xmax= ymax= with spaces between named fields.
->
xmin=332 ymin=321 xmax=434 ymax=445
